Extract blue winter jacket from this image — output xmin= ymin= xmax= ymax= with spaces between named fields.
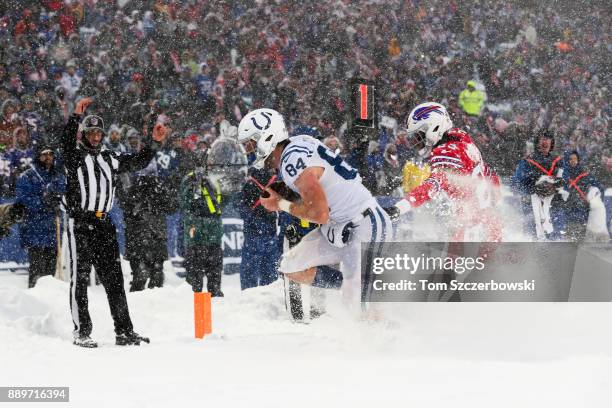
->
xmin=562 ymin=163 xmax=604 ymax=224
xmin=239 ymin=167 xmax=278 ymax=238
xmin=15 ymin=162 xmax=66 ymax=249
xmin=511 ymin=152 xmax=566 ymax=238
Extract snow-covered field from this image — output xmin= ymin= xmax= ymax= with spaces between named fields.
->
xmin=1 ymin=261 xmax=611 ymax=408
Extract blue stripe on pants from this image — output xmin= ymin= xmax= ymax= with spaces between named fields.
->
xmin=361 ymin=210 xmax=378 ymax=303
xmin=375 ymin=207 xmax=388 ymax=243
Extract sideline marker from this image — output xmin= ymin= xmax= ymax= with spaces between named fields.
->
xmin=194 ymin=292 xmax=212 ymax=338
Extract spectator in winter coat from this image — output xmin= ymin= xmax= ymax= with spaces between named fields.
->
xmin=194 ymin=64 xmax=216 ymax=121
xmin=54 ymin=86 xmax=74 ymax=125
xmin=123 ymin=174 xmax=169 ymax=291
xmin=0 ymin=144 xmax=11 ymax=198
xmin=19 ymin=95 xmax=45 ymax=145
xmin=0 ymin=99 xmax=20 ymax=139
xmin=511 ymin=130 xmax=567 ymax=240
xmin=103 ymin=124 xmax=127 ymax=154
xmin=6 ymin=126 xmax=34 ymax=180
xmin=59 ymin=60 xmax=82 ymax=101
xmin=165 ymin=132 xmax=192 ymax=258
xmin=15 ymin=144 xmax=65 ymax=288
xmin=562 ymin=151 xmax=605 ymax=242
xmin=124 ymin=128 xmax=142 ymax=154
xmin=124 ymin=132 xmax=181 ymax=291
xmin=1 ymin=126 xmax=34 ymax=196
xmin=238 ymin=167 xmax=280 ymax=290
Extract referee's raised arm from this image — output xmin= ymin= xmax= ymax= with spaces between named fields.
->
xmin=62 ymin=97 xmax=93 ymax=168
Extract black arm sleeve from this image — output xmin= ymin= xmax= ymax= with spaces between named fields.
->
xmin=117 ymin=112 xmax=162 ymax=174
xmin=61 ymin=114 xmax=81 ymax=170
xmin=117 ymin=143 xmax=160 ymax=174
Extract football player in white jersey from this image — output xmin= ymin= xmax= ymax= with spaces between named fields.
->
xmin=240 ymin=109 xmax=327 ymax=319
xmin=253 ymin=113 xmax=391 ymax=304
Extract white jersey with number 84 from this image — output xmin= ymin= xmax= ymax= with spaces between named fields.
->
xmin=279 ymin=135 xmax=373 ymax=224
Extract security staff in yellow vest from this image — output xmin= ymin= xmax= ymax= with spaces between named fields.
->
xmin=179 ymin=155 xmax=225 ymax=296
xmin=458 ymin=80 xmax=486 ymax=117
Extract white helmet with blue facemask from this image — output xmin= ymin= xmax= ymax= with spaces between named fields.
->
xmin=238 ymin=108 xmax=286 ymax=145
xmin=406 ymin=102 xmax=453 ymax=147
xmin=251 ymin=112 xmax=289 ymax=169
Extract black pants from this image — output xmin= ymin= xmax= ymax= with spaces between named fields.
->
xmin=66 ymin=215 xmax=133 ymax=337
xmin=129 ymin=257 xmax=165 ymax=292
xmin=184 ymin=244 xmax=222 ymax=294
xmin=28 ymin=246 xmax=56 ymax=288
xmin=124 ymin=213 xmax=167 ymax=292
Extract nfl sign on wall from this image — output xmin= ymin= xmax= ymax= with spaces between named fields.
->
xmin=222 ymin=216 xmax=244 ymax=275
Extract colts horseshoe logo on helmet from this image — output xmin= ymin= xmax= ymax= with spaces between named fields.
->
xmin=251 ymin=111 xmax=273 ymax=130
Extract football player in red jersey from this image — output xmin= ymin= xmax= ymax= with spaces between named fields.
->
xmin=390 ymin=102 xmax=502 ymax=241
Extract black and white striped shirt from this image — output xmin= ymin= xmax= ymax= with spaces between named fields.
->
xmin=61 ymin=114 xmax=157 ymax=216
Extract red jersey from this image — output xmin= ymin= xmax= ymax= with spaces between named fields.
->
xmin=406 ymin=128 xmax=502 ymax=241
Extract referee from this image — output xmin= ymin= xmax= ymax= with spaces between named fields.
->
xmin=64 ymin=97 xmax=168 ymax=347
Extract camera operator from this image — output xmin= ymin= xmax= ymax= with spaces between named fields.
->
xmin=179 ymin=145 xmax=225 ymax=297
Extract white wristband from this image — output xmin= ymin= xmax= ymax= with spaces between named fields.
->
xmin=278 ymin=199 xmax=292 ymax=213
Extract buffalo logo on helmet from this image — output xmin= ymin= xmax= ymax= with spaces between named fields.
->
xmin=412 ymin=105 xmax=444 ymax=121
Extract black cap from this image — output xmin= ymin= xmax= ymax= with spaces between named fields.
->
xmin=82 ymin=115 xmax=105 ymax=135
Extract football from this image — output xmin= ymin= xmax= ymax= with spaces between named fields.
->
xmin=261 ymin=181 xmax=301 ymax=202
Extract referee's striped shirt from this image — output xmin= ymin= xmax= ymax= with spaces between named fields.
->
xmin=61 ymin=114 xmax=158 ymax=216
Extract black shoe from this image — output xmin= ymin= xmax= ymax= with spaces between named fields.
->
xmin=207 ymin=284 xmax=224 ymax=297
xmin=116 ymin=331 xmax=150 ymax=346
xmin=209 ymin=289 xmax=224 ymax=297
xmin=73 ymin=335 xmax=98 ymax=348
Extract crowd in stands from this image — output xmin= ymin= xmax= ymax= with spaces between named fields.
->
xmin=1 ymin=0 xmax=610 ymax=191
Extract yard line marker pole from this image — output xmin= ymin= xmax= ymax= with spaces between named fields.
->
xmin=194 ymin=292 xmax=212 ymax=338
